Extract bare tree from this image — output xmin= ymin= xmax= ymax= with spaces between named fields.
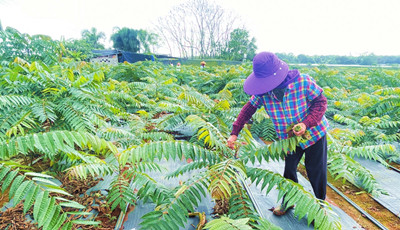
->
xmin=155 ymin=0 xmax=239 ymax=58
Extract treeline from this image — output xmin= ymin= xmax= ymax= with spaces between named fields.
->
xmin=2 ymin=25 xmax=400 ymax=66
xmin=276 ymin=53 xmax=400 ymax=66
xmin=0 ymin=26 xmax=158 ymax=65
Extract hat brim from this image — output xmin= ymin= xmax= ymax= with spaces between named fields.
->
xmin=243 ymin=60 xmax=289 ymax=95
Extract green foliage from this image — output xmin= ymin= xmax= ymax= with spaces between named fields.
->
xmin=0 ymin=59 xmax=122 ymax=139
xmin=0 ymin=165 xmax=83 ymax=230
xmin=123 ymin=140 xmax=219 ymax=165
xmin=253 ymin=218 xmax=282 ymax=230
xmin=0 ymin=130 xmax=117 ymax=159
xmin=107 ymin=174 xmax=136 ymax=211
xmin=333 ymin=114 xmax=362 ymax=129
xmin=0 ymin=27 xmax=60 ymax=64
xmin=132 ymin=171 xmax=171 ymax=206
xmin=328 ymin=149 xmax=386 ymax=196
xmin=137 ymin=29 xmax=159 ymax=54
xmin=0 ymin=26 xmax=105 ymax=64
xmin=330 ymin=114 xmax=400 ymax=163
xmin=204 ymin=216 xmax=253 ymax=230
xmin=247 ymin=167 xmax=341 ymax=229
xmin=327 ymin=133 xmax=388 ymax=196
xmin=204 ymin=216 xmax=282 ymax=230
xmin=208 ymin=160 xmax=245 ymax=200
xmin=81 ymin=27 xmax=105 ymax=49
xmin=276 ymin=53 xmax=400 ymax=65
xmin=186 ymin=114 xmax=230 ymax=152
xmin=222 ymin=28 xmax=257 ymax=61
xmin=66 ymin=160 xmax=115 ymax=180
xmin=250 ymin=118 xmax=278 ymax=142
xmin=1 ymin=47 xmax=399 ymax=229
xmin=228 ymin=180 xmax=259 ymax=221
xmin=111 ymin=27 xmax=140 ymax=52
xmin=62 ymin=38 xmax=95 ymax=61
xmin=244 ymin=136 xmax=299 ymax=164
xmin=139 ymin=173 xmax=208 ymax=229
xmin=367 ymin=87 xmax=400 ymax=117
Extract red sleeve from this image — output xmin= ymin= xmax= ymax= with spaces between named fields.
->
xmin=231 ymin=102 xmax=258 ymax=136
xmin=303 ymin=93 xmax=327 ymax=128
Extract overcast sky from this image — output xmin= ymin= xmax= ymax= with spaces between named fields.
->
xmin=1 ymin=0 xmax=399 ymax=56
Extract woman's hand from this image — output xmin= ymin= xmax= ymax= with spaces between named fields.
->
xmin=292 ymin=123 xmax=306 ymax=136
xmin=227 ymin=135 xmax=237 ymax=150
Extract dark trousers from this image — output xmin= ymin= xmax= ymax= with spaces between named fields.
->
xmin=283 ymin=135 xmax=327 ymax=200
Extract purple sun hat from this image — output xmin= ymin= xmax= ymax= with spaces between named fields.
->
xmin=243 ymin=52 xmax=289 ymax=95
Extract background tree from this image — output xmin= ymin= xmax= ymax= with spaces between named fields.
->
xmin=0 ymin=20 xmax=3 ymax=31
xmin=0 ymin=27 xmax=60 ymax=64
xmin=297 ymin=54 xmax=315 ymax=64
xmin=155 ymin=0 xmax=239 ymax=58
xmin=360 ymin=53 xmax=378 ymax=65
xmin=62 ymin=38 xmax=95 ymax=61
xmin=110 ymin=27 xmax=140 ymax=52
xmin=223 ymin=28 xmax=257 ymax=61
xmin=81 ymin=27 xmax=106 ymax=49
xmin=276 ymin=53 xmax=297 ymax=64
xmin=137 ymin=29 xmax=159 ymax=54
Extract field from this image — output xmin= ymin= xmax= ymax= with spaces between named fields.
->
xmin=0 ymin=59 xmax=399 ymax=229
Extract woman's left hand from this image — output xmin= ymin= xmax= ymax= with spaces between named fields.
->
xmin=292 ymin=123 xmax=307 ymax=136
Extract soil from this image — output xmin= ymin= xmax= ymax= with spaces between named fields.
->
xmin=57 ymin=175 xmax=121 ymax=230
xmin=0 ymin=203 xmax=38 ymax=230
xmin=212 ymin=199 xmax=229 ymax=216
xmin=152 ymin=111 xmax=169 ymax=119
xmin=297 ymin=164 xmax=400 ymax=230
xmin=389 ymin=162 xmax=400 ymax=171
xmin=0 ymin=190 xmax=9 ymax=209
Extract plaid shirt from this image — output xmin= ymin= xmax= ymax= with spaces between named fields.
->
xmin=250 ymin=74 xmax=329 ymax=149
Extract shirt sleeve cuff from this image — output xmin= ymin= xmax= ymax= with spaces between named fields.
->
xmin=230 ymin=124 xmax=241 ymax=136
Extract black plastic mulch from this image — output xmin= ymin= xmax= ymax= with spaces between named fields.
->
xmin=355 ymin=156 xmax=400 ymax=218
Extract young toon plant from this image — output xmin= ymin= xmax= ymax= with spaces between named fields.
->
xmin=0 ymin=165 xmax=96 ymax=230
xmin=287 ymin=123 xmax=312 ymax=142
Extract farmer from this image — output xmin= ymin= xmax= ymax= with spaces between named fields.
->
xmin=200 ymin=61 xmax=206 ymax=69
xmin=227 ymin=51 xmax=329 ymax=216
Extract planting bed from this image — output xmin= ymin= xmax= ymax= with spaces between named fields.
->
xmin=0 ymin=174 xmax=120 ymax=229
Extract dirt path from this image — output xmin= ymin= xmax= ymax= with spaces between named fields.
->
xmin=298 ymin=164 xmax=400 ymax=230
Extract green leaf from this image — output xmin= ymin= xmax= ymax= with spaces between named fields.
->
xmin=23 ymin=185 xmax=40 ymax=214
xmin=0 ymin=167 xmax=11 ymax=182
xmin=61 ymin=222 xmax=73 ymax=230
xmin=33 ymin=190 xmax=48 ymax=221
xmin=25 ymin=172 xmax=54 ymax=178
xmin=31 ymin=177 xmax=59 ymax=186
xmin=2 ymin=169 xmax=18 ymax=194
xmin=53 ymin=213 xmax=67 ymax=230
xmin=44 ymin=187 xmax=72 ymax=196
xmin=59 ymin=201 xmax=86 ymax=209
xmin=66 ymin=211 xmax=93 ymax=216
xmin=44 ymin=205 xmax=61 ymax=230
xmin=38 ymin=197 xmax=55 ymax=228
xmin=71 ymin=220 xmax=101 ymax=225
xmin=13 ymin=180 xmax=32 ymax=205
xmin=9 ymin=175 xmax=25 ymax=199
